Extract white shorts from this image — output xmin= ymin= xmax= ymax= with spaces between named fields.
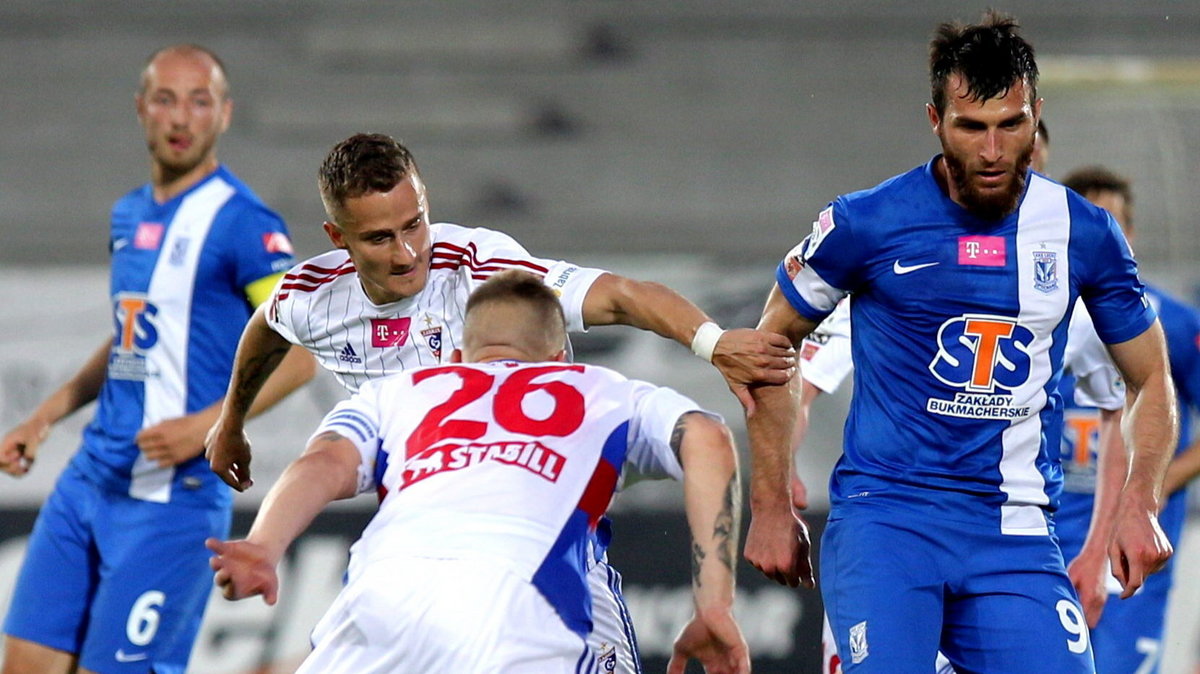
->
xmin=299 ymin=556 xmax=591 ymax=674
xmin=587 ymin=554 xmax=641 ymax=674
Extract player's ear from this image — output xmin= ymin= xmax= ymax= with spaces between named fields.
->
xmin=450 ymin=348 xmax=463 ymax=363
xmin=926 ymin=103 xmax=942 ymax=135
xmin=322 ymin=222 xmax=347 ymax=250
xmin=551 ymin=348 xmax=567 ymax=363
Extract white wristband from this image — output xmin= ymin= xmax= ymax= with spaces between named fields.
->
xmin=690 ymin=321 xmax=725 ymax=362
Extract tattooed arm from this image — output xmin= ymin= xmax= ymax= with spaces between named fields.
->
xmin=208 ymin=430 xmax=360 ymax=605
xmin=668 ymin=412 xmax=751 ymax=674
xmin=207 ymin=306 xmax=315 ymax=491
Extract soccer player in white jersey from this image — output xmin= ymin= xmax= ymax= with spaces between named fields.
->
xmin=744 ymin=13 xmax=1176 ymax=672
xmin=0 ymin=45 xmax=315 ymax=674
xmin=206 ymin=271 xmax=750 ymax=674
xmin=204 ymin=132 xmax=793 ymax=673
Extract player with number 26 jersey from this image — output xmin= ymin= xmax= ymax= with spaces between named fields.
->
xmin=304 ymin=361 xmax=704 ymax=672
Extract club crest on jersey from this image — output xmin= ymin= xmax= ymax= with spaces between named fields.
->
xmin=1033 ymin=250 xmax=1059 ymax=293
xmin=401 ymin=441 xmax=565 ymax=488
xmin=422 ymin=326 xmax=443 ymax=359
xmin=108 ymin=293 xmax=159 ymax=380
xmin=371 ymin=317 xmax=411 ymax=347
xmin=927 ymin=313 xmax=1035 ymax=420
xmin=849 ymin=620 xmax=869 ymax=664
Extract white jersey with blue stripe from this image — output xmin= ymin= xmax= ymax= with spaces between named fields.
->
xmin=314 ymin=361 xmax=702 ymax=638
xmin=777 ymin=157 xmax=1155 ymax=533
xmin=71 ymin=166 xmax=294 ymax=507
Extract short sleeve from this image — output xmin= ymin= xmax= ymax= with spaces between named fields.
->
xmin=457 ymin=226 xmax=606 ymax=333
xmin=1076 ymin=211 xmax=1156 ymax=345
xmin=775 ymin=202 xmax=862 ymax=323
xmin=800 ymin=299 xmax=854 ymax=394
xmin=222 ymin=199 xmax=296 ymax=294
xmin=1063 ymin=302 xmax=1124 ymax=411
xmin=624 ymin=383 xmax=718 ymax=482
xmin=309 ymin=381 xmax=384 ymax=495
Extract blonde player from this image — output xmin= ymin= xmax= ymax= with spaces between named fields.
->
xmin=205 ymin=133 xmax=793 ymax=673
xmin=207 ymin=271 xmax=749 ymax=674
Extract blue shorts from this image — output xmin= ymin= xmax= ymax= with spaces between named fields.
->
xmin=4 ymin=462 xmax=230 ymax=674
xmin=1086 ymin=573 xmax=1169 ymax=674
xmin=821 ymin=503 xmax=1094 ymax=673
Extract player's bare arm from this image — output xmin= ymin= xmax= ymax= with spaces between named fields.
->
xmin=0 ymin=339 xmax=109 ymax=477
xmin=141 ymin=342 xmax=313 ymax=471
xmin=744 ymin=284 xmax=818 ymax=588
xmin=1105 ymin=320 xmax=1177 ymax=598
xmin=1160 ymin=436 xmax=1200 ymax=497
xmin=1067 ymin=406 xmax=1125 ymax=627
xmin=668 ymin=412 xmax=751 ymax=674
xmin=580 ymin=272 xmax=796 ymax=410
xmin=206 ymin=306 xmax=311 ymax=489
xmin=207 ymin=430 xmax=360 ymax=604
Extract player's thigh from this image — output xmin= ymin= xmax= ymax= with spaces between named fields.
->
xmin=1 ymin=635 xmax=79 ymax=674
xmin=1090 ymin=583 xmax=1168 ymax=674
xmin=943 ymin=563 xmax=1094 ymax=673
xmin=78 ymin=498 xmax=230 ymax=674
xmin=3 ymin=468 xmax=100 ymax=657
xmin=586 ymin=555 xmax=640 ymax=674
xmin=820 ymin=513 xmax=945 ymax=673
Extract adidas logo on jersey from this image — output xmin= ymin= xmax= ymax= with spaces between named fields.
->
xmin=338 ymin=344 xmax=362 ymax=364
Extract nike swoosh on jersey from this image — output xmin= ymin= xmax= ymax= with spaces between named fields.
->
xmin=115 ymin=650 xmax=148 ymax=663
xmin=892 ymin=260 xmax=939 ymax=275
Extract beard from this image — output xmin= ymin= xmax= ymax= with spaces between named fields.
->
xmin=941 ymin=138 xmax=1034 ymax=221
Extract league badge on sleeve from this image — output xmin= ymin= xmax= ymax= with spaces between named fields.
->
xmin=262 ymin=232 xmax=294 ymax=255
xmin=800 ymin=206 xmax=837 ymax=261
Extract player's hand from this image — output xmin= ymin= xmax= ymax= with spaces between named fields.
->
xmin=667 ymin=606 xmax=750 ymax=674
xmin=206 ymin=417 xmax=254 ymax=492
xmin=0 ymin=419 xmax=50 ymax=477
xmin=1066 ymin=546 xmax=1110 ymax=627
xmin=136 ymin=414 xmax=207 ymax=468
xmin=712 ymin=328 xmax=796 ymax=412
xmin=206 ymin=538 xmax=279 ymax=605
xmin=744 ymin=504 xmax=814 ymax=589
xmin=1108 ymin=489 xmax=1172 ymax=599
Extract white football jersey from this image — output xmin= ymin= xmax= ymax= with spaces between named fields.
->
xmin=1063 ymin=298 xmax=1124 ymax=411
xmin=800 ymin=297 xmax=853 ymax=394
xmin=313 ymin=360 xmax=704 ymax=638
xmin=267 ymin=223 xmax=605 ymax=393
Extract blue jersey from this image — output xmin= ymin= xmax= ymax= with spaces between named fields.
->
xmin=69 ymin=166 xmax=294 ymax=508
xmin=1058 ymin=284 xmax=1200 ymax=573
xmin=778 ymin=158 xmax=1155 ymax=534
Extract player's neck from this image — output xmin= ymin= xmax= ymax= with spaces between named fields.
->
xmin=151 ymin=155 xmax=219 ymax=203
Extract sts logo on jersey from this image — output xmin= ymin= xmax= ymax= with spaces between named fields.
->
xmin=926 ymin=313 xmax=1035 ymax=420
xmin=109 ymin=292 xmax=159 ymax=380
xmin=1061 ymin=408 xmax=1101 ymax=493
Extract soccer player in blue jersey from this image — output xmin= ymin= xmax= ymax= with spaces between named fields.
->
xmin=1056 ymin=165 xmax=1200 ymax=674
xmin=743 ymin=12 xmax=1177 ymax=672
xmin=0 ymin=45 xmax=314 ymax=674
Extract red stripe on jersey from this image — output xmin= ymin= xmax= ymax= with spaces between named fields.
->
xmin=431 ymin=241 xmax=550 ymax=276
xmin=279 ymin=265 xmax=355 ymax=295
xmin=576 ymin=459 xmax=619 ymax=528
xmin=293 ymin=260 xmax=355 ymax=276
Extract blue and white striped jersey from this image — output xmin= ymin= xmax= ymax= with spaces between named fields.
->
xmin=777 ymin=157 xmax=1155 ymax=534
xmin=70 ymin=166 xmax=294 ymax=507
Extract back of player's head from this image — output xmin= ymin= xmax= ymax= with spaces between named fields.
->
xmin=929 ymin=11 xmax=1038 ymax=114
xmin=318 ymin=133 xmax=419 ymax=221
xmin=1062 ymin=165 xmax=1134 ymax=228
xmin=463 ymin=270 xmax=567 ymax=362
xmin=139 ymin=44 xmax=229 ymax=99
